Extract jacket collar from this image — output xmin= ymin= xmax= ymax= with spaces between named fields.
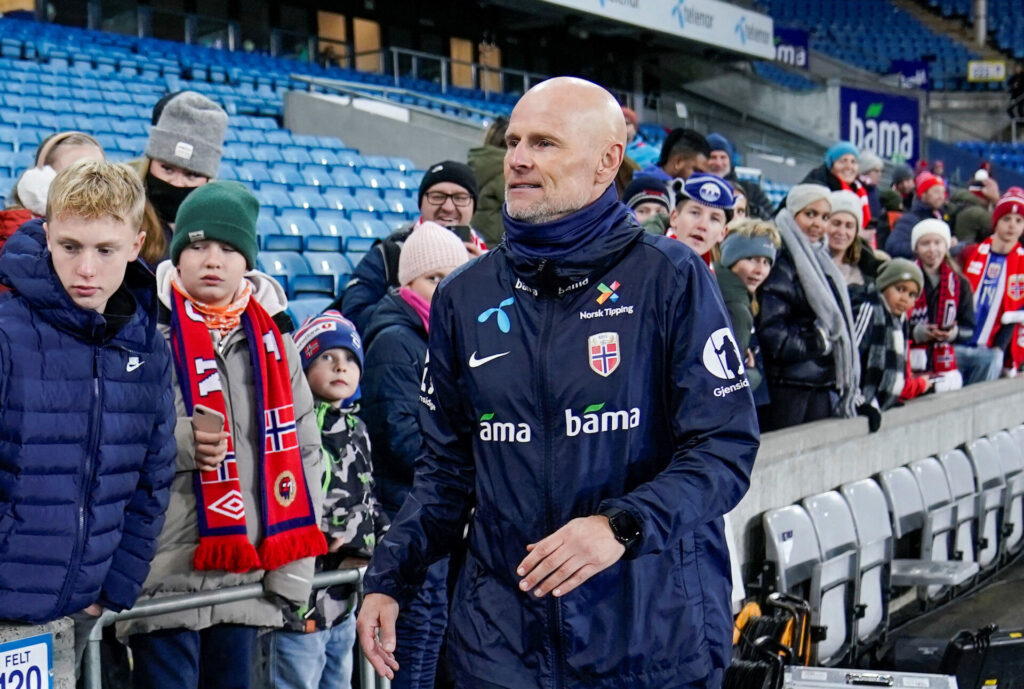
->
xmin=0 ymin=219 xmax=153 ymax=347
xmin=501 ymin=186 xmax=643 ymax=298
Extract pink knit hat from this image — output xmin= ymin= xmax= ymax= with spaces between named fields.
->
xmin=398 ymin=221 xmax=470 ymax=286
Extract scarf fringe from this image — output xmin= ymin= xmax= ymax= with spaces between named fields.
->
xmin=193 ymin=535 xmax=262 ymax=573
xmin=258 ymin=526 xmax=328 ymax=571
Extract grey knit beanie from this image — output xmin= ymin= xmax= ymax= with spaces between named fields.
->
xmin=146 ymin=91 xmax=228 ymax=179
xmin=785 ymin=183 xmax=832 ymax=215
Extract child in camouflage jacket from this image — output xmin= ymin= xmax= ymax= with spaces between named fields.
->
xmin=269 ymin=311 xmax=389 ymax=689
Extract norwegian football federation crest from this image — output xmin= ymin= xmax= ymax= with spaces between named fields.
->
xmin=1009 ymin=274 xmax=1024 ymax=301
xmin=589 ymin=332 xmax=620 ymax=377
xmin=274 ymin=470 xmax=297 ymax=507
xmin=264 ymin=406 xmax=298 ymax=453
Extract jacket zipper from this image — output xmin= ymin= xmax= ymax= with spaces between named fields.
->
xmin=536 ymin=288 xmax=564 ymax=689
xmin=55 ymin=347 xmax=103 ymax=615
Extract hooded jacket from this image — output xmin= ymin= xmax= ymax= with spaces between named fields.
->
xmin=360 ymin=290 xmax=429 ymax=516
xmin=0 ymin=220 xmax=176 ymax=624
xmin=467 ymin=144 xmax=506 ymax=247
xmin=363 ymin=187 xmax=759 ymax=689
xmin=117 ymin=262 xmax=323 ymax=636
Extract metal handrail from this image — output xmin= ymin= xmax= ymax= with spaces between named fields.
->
xmin=83 ymin=567 xmax=387 ymax=689
xmin=292 ymin=74 xmax=503 ymax=122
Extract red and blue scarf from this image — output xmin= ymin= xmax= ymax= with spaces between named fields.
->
xmin=170 ymin=288 xmax=326 ymax=573
xmin=910 ymin=259 xmax=959 ymax=374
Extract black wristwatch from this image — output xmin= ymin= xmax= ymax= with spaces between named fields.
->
xmin=600 ymin=508 xmax=642 ymax=551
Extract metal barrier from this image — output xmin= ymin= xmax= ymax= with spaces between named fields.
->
xmin=83 ymin=567 xmax=390 ymax=689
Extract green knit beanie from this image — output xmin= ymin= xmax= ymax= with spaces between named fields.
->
xmin=170 ymin=180 xmax=259 ymax=269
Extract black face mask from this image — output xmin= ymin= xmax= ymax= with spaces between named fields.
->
xmin=146 ymin=170 xmax=197 ymax=223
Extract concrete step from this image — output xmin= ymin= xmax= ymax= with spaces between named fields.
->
xmin=889 ymin=0 xmax=1004 ymax=61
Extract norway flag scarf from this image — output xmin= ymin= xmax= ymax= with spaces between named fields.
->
xmin=170 ymin=287 xmax=326 ymax=573
xmin=964 ymin=238 xmax=1024 ymax=369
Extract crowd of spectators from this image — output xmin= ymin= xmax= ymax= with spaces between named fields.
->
xmin=1 ymin=81 xmax=1023 ymax=689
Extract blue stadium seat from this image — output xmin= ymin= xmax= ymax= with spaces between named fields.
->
xmin=315 ymin=211 xmax=358 ymax=238
xmin=291 ymin=274 xmax=335 ymax=299
xmin=256 ymin=185 xmax=292 ymax=211
xmin=349 ymin=211 xmax=390 ymax=239
xmin=331 ymin=167 xmax=363 ymax=189
xmin=321 ymin=189 xmax=362 ymax=213
xmin=362 ymin=155 xmax=392 ymax=170
xmin=234 ymin=161 xmax=272 ymax=185
xmin=277 ymin=209 xmax=319 ymax=237
xmin=353 ymin=188 xmax=384 ymax=212
xmin=268 ymin=163 xmax=303 ymax=187
xmin=262 ymin=234 xmax=303 ymax=252
xmin=360 ymin=168 xmax=391 ymax=189
xmin=381 ymin=212 xmax=407 ymax=230
xmin=287 ymin=297 xmax=333 ymax=327
xmin=257 ymin=251 xmax=310 ymax=298
xmin=344 ymin=236 xmax=376 ymax=253
xmin=303 ymin=235 xmax=345 ymax=252
xmin=264 ymin=130 xmax=294 ymax=146
xmin=290 ymin=186 xmax=328 ymax=210
xmin=251 ymin=144 xmax=283 ymax=163
xmin=299 ymin=164 xmax=332 ymax=187
xmin=223 ymin=143 xmax=253 ymax=161
xmin=281 ymin=146 xmax=312 ymax=165
xmin=335 ymin=150 xmax=365 ymax=168
xmin=308 ymin=148 xmax=339 ymax=166
xmin=305 ymin=252 xmax=352 ymax=296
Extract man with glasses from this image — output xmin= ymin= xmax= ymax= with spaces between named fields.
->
xmin=339 ymin=160 xmax=485 ymax=332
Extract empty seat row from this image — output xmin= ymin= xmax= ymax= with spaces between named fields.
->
xmin=762 ymin=426 xmax=1024 ymax=667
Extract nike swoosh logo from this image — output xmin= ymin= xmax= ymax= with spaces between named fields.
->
xmin=468 ymin=351 xmax=510 ymax=368
xmin=126 ymin=361 xmax=144 ymax=372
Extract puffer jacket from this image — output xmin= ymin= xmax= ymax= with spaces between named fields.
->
xmin=338 ymin=224 xmax=414 ymax=334
xmin=364 ymin=188 xmax=759 ymax=688
xmin=756 ymin=246 xmax=837 ymax=388
xmin=885 ymin=199 xmax=945 ymax=259
xmin=359 ymin=290 xmax=428 ymax=515
xmin=467 ymin=144 xmax=506 ymax=247
xmin=117 ymin=262 xmax=322 ymax=636
xmin=0 ymin=209 xmax=33 ymax=294
xmin=0 ymin=220 xmax=176 ymax=624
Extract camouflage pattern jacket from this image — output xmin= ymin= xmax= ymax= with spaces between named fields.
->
xmin=283 ymin=402 xmax=389 ymax=632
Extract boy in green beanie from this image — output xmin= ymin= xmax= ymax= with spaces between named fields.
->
xmin=123 ymin=181 xmax=326 ymax=689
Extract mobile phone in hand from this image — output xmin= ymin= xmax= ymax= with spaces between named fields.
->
xmin=449 ymin=225 xmax=473 ymax=242
xmin=192 ymin=404 xmax=225 ymax=433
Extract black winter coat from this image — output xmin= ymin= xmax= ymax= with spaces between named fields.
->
xmin=756 ymin=246 xmax=837 ymax=388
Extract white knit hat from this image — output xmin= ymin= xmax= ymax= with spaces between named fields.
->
xmin=785 ymin=184 xmax=832 ymax=215
xmin=828 ymin=190 xmax=863 ymax=227
xmin=398 ymin=221 xmax=470 ymax=286
xmin=911 ymin=218 xmax=952 ymax=251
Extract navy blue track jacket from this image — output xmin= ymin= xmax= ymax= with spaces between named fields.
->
xmin=363 ymin=191 xmax=759 ymax=689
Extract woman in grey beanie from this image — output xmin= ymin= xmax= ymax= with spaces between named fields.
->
xmin=133 ymin=91 xmax=229 ymax=266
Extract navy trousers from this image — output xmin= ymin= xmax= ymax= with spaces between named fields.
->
xmin=130 ymin=624 xmax=258 ymax=689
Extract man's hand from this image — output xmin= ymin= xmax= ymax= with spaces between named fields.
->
xmin=82 ymin=603 xmax=103 ymax=617
xmin=356 ymin=593 xmax=401 ymax=680
xmin=516 ymin=515 xmax=625 ymax=599
xmin=193 ymin=428 xmax=229 ymax=471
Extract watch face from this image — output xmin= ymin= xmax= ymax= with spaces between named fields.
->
xmin=610 ymin=510 xmax=640 ymax=543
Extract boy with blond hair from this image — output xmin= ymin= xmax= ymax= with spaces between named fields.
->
xmin=0 ymin=160 xmax=177 ymax=630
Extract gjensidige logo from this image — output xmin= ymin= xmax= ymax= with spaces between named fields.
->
xmin=702 ymin=328 xmax=750 ymax=398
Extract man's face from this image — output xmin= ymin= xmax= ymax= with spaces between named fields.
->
xmin=46 ymin=215 xmax=144 ymax=313
xmin=420 ymin=182 xmax=474 ymax=227
xmin=668 ymin=200 xmax=727 ymax=256
xmin=861 ymin=169 xmax=882 ymax=186
xmin=896 ymin=179 xmax=915 ymax=195
xmin=504 ymin=98 xmax=602 ymax=224
xmin=706 ymin=150 xmax=731 ymax=177
xmin=667 ymin=153 xmax=706 ymax=180
xmin=921 ymin=185 xmax=946 ymax=210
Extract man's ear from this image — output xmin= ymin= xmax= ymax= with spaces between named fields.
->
xmin=596 ymin=142 xmax=625 ymax=185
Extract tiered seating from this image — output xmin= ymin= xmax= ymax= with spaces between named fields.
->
xmin=924 ymin=0 xmax=1024 ymax=59
xmin=0 ymin=17 xmax=514 ymax=126
xmin=955 ymin=141 xmax=1024 ymax=174
xmin=760 ymin=426 xmax=1024 ymax=666
xmin=751 ymin=61 xmax=821 ymax=92
xmin=756 ymin=0 xmax=984 ymax=91
xmin=0 ymin=18 xmax=443 ymax=326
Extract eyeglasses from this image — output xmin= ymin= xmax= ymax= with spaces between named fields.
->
xmin=423 ymin=191 xmax=473 ymax=207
